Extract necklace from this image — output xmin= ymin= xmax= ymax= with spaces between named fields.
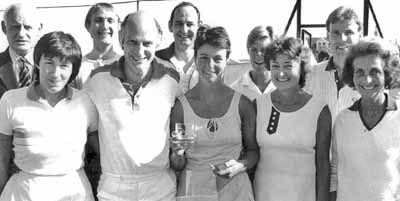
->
xmin=199 ymin=91 xmax=219 ymax=139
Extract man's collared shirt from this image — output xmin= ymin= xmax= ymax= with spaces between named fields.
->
xmin=85 ymin=56 xmax=179 ymax=177
xmin=0 ymin=82 xmax=98 ymax=175
xmin=304 ymin=57 xmax=360 ymax=122
xmin=230 ymin=70 xmax=275 ymax=100
xmin=8 ymin=48 xmax=34 ymax=83
xmin=156 ymin=43 xmax=198 ymax=95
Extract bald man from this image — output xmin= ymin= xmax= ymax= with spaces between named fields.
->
xmin=0 ymin=3 xmax=42 ymax=98
xmin=84 ymin=11 xmax=179 ymax=201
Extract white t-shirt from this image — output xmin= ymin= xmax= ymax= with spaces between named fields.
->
xmin=73 ymin=54 xmax=121 ymax=89
xmin=0 ymin=84 xmax=98 ymax=175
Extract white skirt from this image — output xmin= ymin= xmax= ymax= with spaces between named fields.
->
xmin=0 ymin=169 xmax=94 ymax=201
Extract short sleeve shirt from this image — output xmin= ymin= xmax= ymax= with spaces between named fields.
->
xmin=0 ymin=83 xmax=98 ymax=175
xmin=85 ymin=57 xmax=179 ymax=176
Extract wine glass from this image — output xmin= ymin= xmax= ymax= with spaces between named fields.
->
xmin=170 ymin=123 xmax=197 ymax=150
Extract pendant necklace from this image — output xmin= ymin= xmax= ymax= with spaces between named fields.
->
xmin=201 ymin=93 xmax=219 ymax=139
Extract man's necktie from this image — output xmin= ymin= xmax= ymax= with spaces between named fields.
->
xmin=18 ymin=57 xmax=32 ymax=87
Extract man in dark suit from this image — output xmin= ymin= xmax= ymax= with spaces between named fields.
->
xmin=0 ymin=2 xmax=42 ymax=97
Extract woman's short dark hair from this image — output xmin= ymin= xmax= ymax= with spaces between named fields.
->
xmin=194 ymin=25 xmax=231 ymax=59
xmin=84 ymin=2 xmax=119 ymax=30
xmin=264 ymin=37 xmax=309 ymax=88
xmin=342 ymin=37 xmax=400 ymax=89
xmin=33 ymin=31 xmax=82 ymax=84
xmin=168 ymin=1 xmax=201 ymax=28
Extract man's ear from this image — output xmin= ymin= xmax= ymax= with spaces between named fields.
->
xmin=119 ymin=29 xmax=124 ymax=50
xmin=168 ymin=20 xmax=173 ymax=33
xmin=1 ymin=21 xmax=7 ymax=35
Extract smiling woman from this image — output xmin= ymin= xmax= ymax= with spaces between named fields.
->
xmin=169 ymin=25 xmax=258 ymax=201
xmin=253 ymin=37 xmax=331 ymax=201
xmin=0 ymin=31 xmax=98 ymax=201
xmin=331 ymin=37 xmax=400 ymax=201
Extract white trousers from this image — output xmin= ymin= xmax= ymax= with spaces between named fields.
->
xmin=0 ymin=169 xmax=94 ymax=201
xmin=97 ymin=169 xmax=176 ymax=201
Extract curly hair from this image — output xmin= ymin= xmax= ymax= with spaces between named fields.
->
xmin=194 ymin=25 xmax=231 ymax=59
xmin=264 ymin=37 xmax=310 ymax=88
xmin=342 ymin=37 xmax=400 ymax=89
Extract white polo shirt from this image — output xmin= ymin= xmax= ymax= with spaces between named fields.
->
xmin=0 ymin=83 xmax=98 ymax=175
xmin=230 ymin=70 xmax=275 ymax=100
xmin=85 ymin=57 xmax=179 ymax=177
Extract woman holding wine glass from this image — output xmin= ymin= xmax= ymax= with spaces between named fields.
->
xmin=169 ymin=25 xmax=259 ymax=201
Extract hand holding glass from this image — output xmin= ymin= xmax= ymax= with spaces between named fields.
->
xmin=170 ymin=123 xmax=196 ymax=152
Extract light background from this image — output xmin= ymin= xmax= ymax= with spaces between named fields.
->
xmin=0 ymin=0 xmax=398 ymax=61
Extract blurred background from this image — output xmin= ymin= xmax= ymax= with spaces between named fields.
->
xmin=0 ymin=0 xmax=398 ymax=82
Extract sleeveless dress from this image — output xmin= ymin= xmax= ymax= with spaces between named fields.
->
xmin=177 ymin=92 xmax=254 ymax=201
xmin=253 ymin=93 xmax=326 ymax=201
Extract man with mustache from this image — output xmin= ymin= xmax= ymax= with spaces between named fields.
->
xmin=0 ymin=2 xmax=42 ymax=97
xmin=156 ymin=1 xmax=201 ymax=95
xmin=305 ymin=6 xmax=362 ymax=122
xmin=85 ymin=11 xmax=179 ymax=201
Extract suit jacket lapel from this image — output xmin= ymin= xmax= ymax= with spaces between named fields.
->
xmin=0 ymin=49 xmax=18 ymax=90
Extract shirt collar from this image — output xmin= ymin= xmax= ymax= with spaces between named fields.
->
xmin=9 ymin=48 xmax=34 ymax=65
xmin=110 ymin=56 xmax=167 ymax=86
xmin=349 ymin=93 xmax=397 ymax=111
xmin=27 ymin=80 xmax=74 ymax=102
xmin=324 ymin=57 xmax=337 ymax=71
xmin=241 ymin=70 xmax=253 ymax=86
xmin=166 ymin=42 xmax=175 ymax=59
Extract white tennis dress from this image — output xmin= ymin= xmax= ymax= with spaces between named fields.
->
xmin=253 ymin=93 xmax=326 ymax=201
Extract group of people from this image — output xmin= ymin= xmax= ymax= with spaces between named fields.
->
xmin=0 ymin=1 xmax=399 ymax=201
